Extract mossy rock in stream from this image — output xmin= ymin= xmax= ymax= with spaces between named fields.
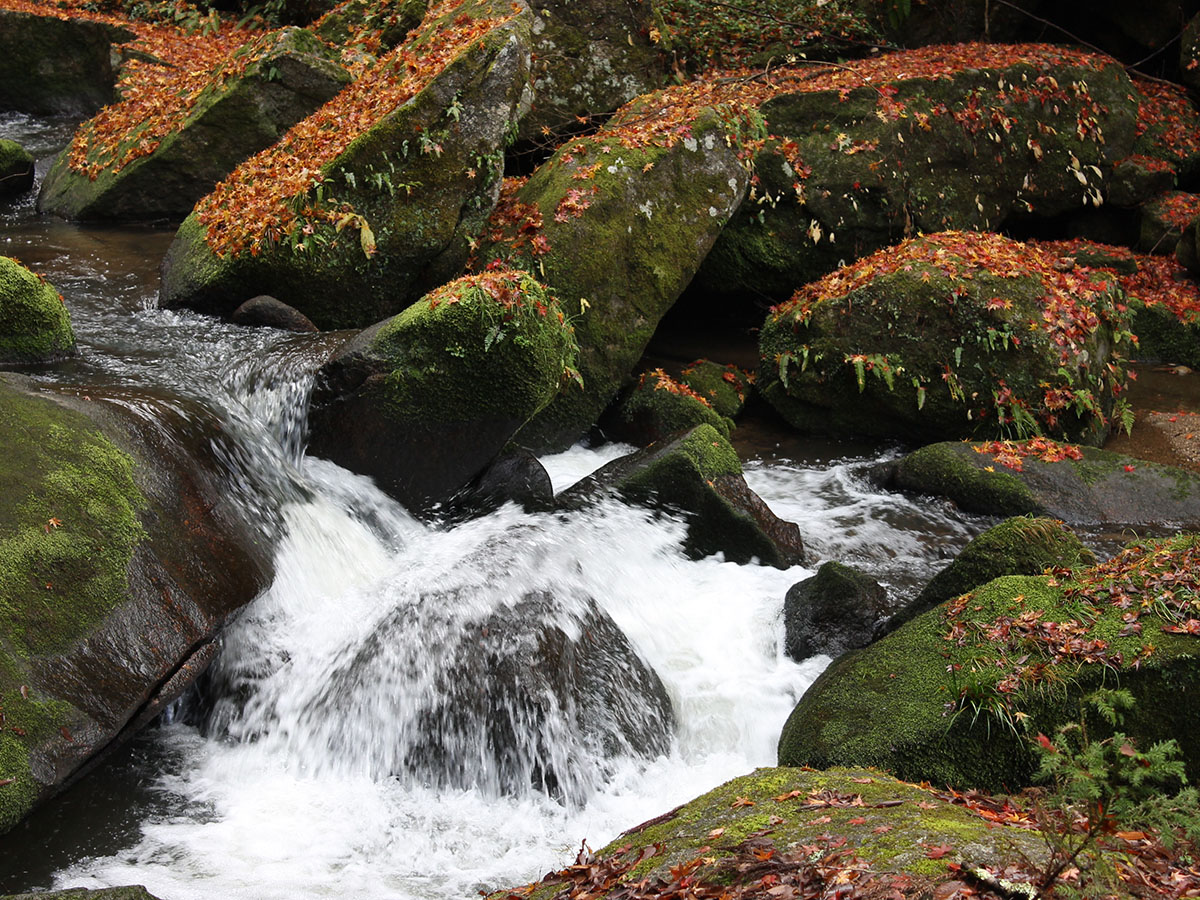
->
xmin=160 ymin=0 xmax=533 ymax=329
xmin=39 ymin=26 xmax=351 ymax=223
xmin=0 ymin=374 xmax=272 ymax=834
xmin=677 ymin=359 xmax=752 ymax=419
xmin=880 ymin=439 xmax=1200 ymax=528
xmin=778 ymin=535 xmax=1200 ymax=790
xmin=758 ymin=232 xmax=1133 ymax=446
xmin=559 ymin=425 xmax=804 ymax=567
xmin=307 ymin=269 xmax=580 ymax=513
xmin=0 ymin=140 xmax=35 ymax=200
xmin=0 ymin=257 xmax=75 ymax=366
xmin=489 ymin=765 xmax=1049 ymax=899
xmin=600 ymin=368 xmax=733 ymax=447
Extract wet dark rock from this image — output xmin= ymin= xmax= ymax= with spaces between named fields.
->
xmin=0 ymin=140 xmax=35 ymax=199
xmin=0 ymin=888 xmax=165 ymax=900
xmin=561 ymin=425 xmax=804 ymax=568
xmin=453 ymin=447 xmax=555 ymax=517
xmin=0 ymin=374 xmax=274 ymax=833
xmin=230 ymin=295 xmax=319 ymax=332
xmin=783 ymin=562 xmax=888 ymax=662
xmin=0 ymin=10 xmax=133 ymax=115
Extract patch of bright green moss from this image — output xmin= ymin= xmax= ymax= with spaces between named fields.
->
xmin=894 ymin=442 xmax=1039 ymax=516
xmin=0 ymin=258 xmax=74 ymax=366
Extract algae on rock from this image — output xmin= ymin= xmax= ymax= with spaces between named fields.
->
xmin=0 ymin=257 xmax=75 ymax=366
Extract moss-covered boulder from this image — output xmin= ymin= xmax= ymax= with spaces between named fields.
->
xmin=310 ymin=0 xmax=426 ymax=51
xmin=517 ymin=0 xmax=661 ymax=142
xmin=491 ymin=765 xmax=1050 ymax=900
xmin=783 ymin=561 xmax=888 ymax=662
xmin=696 ymin=44 xmax=1140 ymax=305
xmin=600 ymin=368 xmax=733 ymax=447
xmin=1132 ymin=79 xmax=1200 ymax=185
xmin=39 ymin=27 xmax=351 ymax=223
xmin=882 ymin=438 xmax=1200 ymax=528
xmin=0 ymin=140 xmax=35 ymax=200
xmin=307 ymin=270 xmax=580 ymax=514
xmin=0 ymin=375 xmax=272 ymax=833
xmin=1108 ymin=154 xmax=1177 ymax=209
xmin=560 ymin=425 xmax=803 ymax=567
xmin=779 ymin=535 xmax=1200 ymax=790
xmin=894 ymin=516 xmax=1095 ymax=631
xmin=484 ymin=87 xmax=754 ymax=451
xmin=758 ymin=231 xmax=1134 ymax=446
xmin=0 ymin=10 xmax=133 ymax=115
xmin=0 ymin=257 xmax=75 ymax=367
xmin=678 ymin=359 xmax=752 ymax=419
xmin=160 ymin=0 xmax=533 ymax=329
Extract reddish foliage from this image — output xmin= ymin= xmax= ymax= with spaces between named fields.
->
xmin=1134 ymin=79 xmax=1200 ymax=165
xmin=1145 ymin=191 xmax=1200 ymax=233
xmin=972 ymin=437 xmax=1084 ymax=471
xmin=637 ymin=368 xmax=714 ymax=409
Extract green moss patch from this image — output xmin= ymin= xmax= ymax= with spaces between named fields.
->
xmin=0 ymin=258 xmax=75 ymax=366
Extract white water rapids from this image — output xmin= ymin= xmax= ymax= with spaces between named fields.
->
xmin=0 ymin=110 xmax=984 ymax=900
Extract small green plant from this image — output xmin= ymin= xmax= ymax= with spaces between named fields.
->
xmin=1030 ymin=689 xmax=1200 ymax=897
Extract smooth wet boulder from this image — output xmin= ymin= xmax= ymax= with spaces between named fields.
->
xmin=160 ymin=0 xmax=534 ymax=329
xmin=485 ymin=86 xmax=753 ymax=451
xmin=560 ymin=425 xmax=804 ymax=567
xmin=491 ymin=765 xmax=1049 ymax=899
xmin=0 ymin=140 xmax=35 ymax=199
xmin=758 ymin=231 xmax=1134 ymax=446
xmin=696 ymin=44 xmax=1141 ymax=305
xmin=230 ymin=295 xmax=318 ymax=332
xmin=0 ymin=257 xmax=75 ymax=366
xmin=0 ymin=375 xmax=273 ymax=833
xmin=891 ymin=516 xmax=1095 ymax=632
xmin=600 ymin=368 xmax=733 ymax=447
xmin=307 ymin=270 xmax=580 ymax=514
xmin=783 ymin=561 xmax=888 ymax=662
xmin=518 ymin=0 xmax=661 ymax=141
xmin=39 ymin=27 xmax=351 ymax=223
xmin=677 ymin=359 xmax=752 ymax=419
xmin=779 ymin=535 xmax=1200 ymax=790
xmin=453 ymin=447 xmax=555 ymax=518
xmin=882 ymin=438 xmax=1200 ymax=528
xmin=0 ymin=10 xmax=133 ymax=115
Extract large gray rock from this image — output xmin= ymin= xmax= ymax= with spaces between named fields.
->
xmin=160 ymin=0 xmax=534 ymax=330
xmin=39 ymin=27 xmax=351 ymax=224
xmin=0 ymin=375 xmax=273 ymax=834
xmin=0 ymin=10 xmax=132 ymax=115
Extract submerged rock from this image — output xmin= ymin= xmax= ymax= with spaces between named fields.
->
xmin=561 ymin=425 xmax=804 ymax=568
xmin=758 ymin=231 xmax=1134 ymax=446
xmin=0 ymin=140 xmax=35 ymax=200
xmin=881 ymin=439 xmax=1200 ymax=528
xmin=0 ymin=257 xmax=75 ymax=367
xmin=0 ymin=375 xmax=272 ymax=833
xmin=39 ymin=27 xmax=351 ymax=224
xmin=307 ymin=270 xmax=580 ymax=514
xmin=778 ymin=535 xmax=1200 ymax=789
xmin=783 ymin=561 xmax=888 ymax=662
xmin=160 ymin=0 xmax=534 ymax=329
xmin=0 ymin=10 xmax=133 ymax=115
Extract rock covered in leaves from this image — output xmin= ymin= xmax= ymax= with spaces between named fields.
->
xmin=783 ymin=561 xmax=889 ymax=662
xmin=0 ymin=374 xmax=272 ymax=834
xmin=779 ymin=535 xmax=1200 ymax=790
xmin=883 ymin=438 xmax=1200 ymax=528
xmin=894 ymin=516 xmax=1095 ymax=632
xmin=696 ymin=44 xmax=1141 ymax=306
xmin=485 ymin=83 xmax=756 ymax=452
xmin=0 ymin=9 xmax=132 ymax=115
xmin=600 ymin=367 xmax=733 ymax=447
xmin=677 ymin=359 xmax=752 ymax=419
xmin=160 ymin=0 xmax=534 ymax=329
xmin=307 ymin=270 xmax=580 ymax=514
xmin=758 ymin=231 xmax=1135 ymax=446
xmin=310 ymin=0 xmax=426 ymax=52
xmin=517 ymin=0 xmax=661 ymax=142
xmin=560 ymin=424 xmax=804 ymax=568
xmin=0 ymin=140 xmax=34 ymax=199
xmin=0 ymin=257 xmax=75 ymax=366
xmin=39 ymin=26 xmax=352 ymax=223
xmin=1138 ymin=191 xmax=1200 ymax=256
xmin=492 ymin=765 xmax=1051 ymax=900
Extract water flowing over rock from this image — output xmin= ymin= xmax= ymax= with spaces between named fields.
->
xmin=778 ymin=535 xmax=1200 ymax=790
xmin=39 ymin=27 xmax=351 ymax=224
xmin=0 ymin=375 xmax=273 ymax=833
xmin=307 ymin=270 xmax=580 ymax=514
xmin=561 ymin=424 xmax=804 ymax=567
xmin=159 ymin=0 xmax=534 ymax=329
xmin=0 ymin=10 xmax=132 ymax=115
